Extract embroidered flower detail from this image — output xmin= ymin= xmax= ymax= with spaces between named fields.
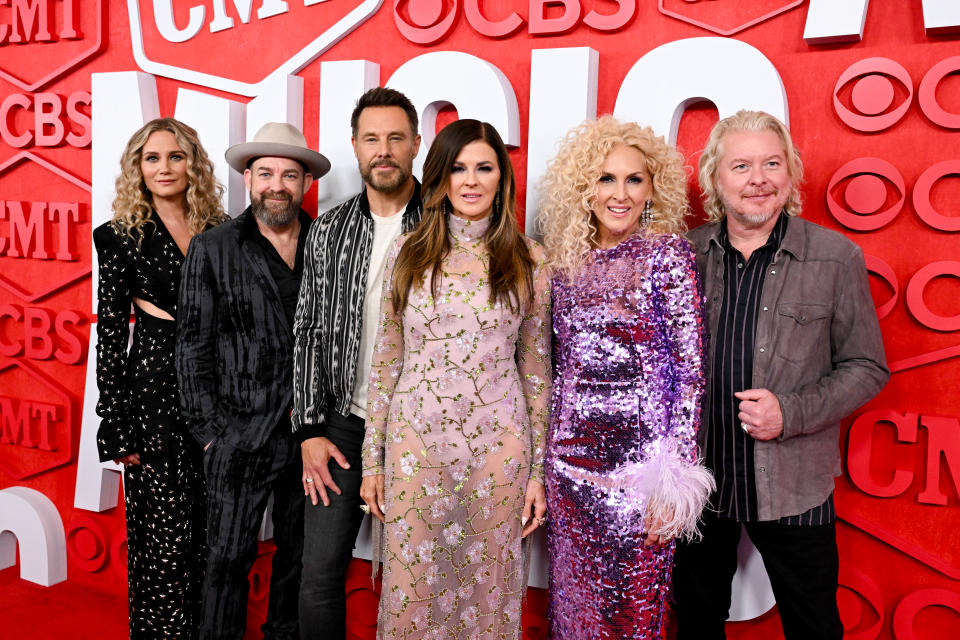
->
xmin=399 ymin=452 xmax=418 ymax=476
xmin=416 ymin=539 xmax=436 ymax=561
xmin=465 ymin=540 xmax=485 ymax=564
xmin=443 ymin=522 xmax=464 ymax=546
xmin=388 ymin=587 xmax=407 ymax=610
xmin=437 ymin=589 xmax=456 ymax=613
xmin=411 ymin=605 xmax=429 ymax=629
xmin=460 ymin=605 xmax=478 ymax=628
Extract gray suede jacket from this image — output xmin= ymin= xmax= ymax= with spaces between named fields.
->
xmin=687 ymin=215 xmax=889 ymax=520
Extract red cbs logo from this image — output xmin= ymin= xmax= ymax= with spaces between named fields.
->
xmin=392 ymin=0 xmax=636 ymax=45
xmin=833 ymin=56 xmax=960 ymax=132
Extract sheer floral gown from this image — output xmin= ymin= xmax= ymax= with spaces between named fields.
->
xmin=362 ymin=214 xmax=551 ymax=640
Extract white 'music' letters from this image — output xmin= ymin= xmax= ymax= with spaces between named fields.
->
xmin=386 ymin=52 xmax=521 ymax=178
xmin=0 ymin=486 xmax=67 ymax=586
xmin=316 ymin=60 xmax=380 ymax=213
xmin=614 ymin=37 xmax=788 ymax=142
xmin=525 ymin=47 xmax=599 ymax=237
xmin=921 ymin=0 xmax=960 ymax=34
xmin=803 ymin=0 xmax=870 ymax=44
xmin=174 ymin=89 xmax=247 ymax=215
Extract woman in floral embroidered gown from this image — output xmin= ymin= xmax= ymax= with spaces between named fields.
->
xmin=538 ymin=116 xmax=714 ymax=639
xmin=360 ymin=119 xmax=551 ymax=640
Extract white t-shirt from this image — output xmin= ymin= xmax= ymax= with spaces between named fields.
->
xmin=351 ymin=210 xmax=405 ymax=418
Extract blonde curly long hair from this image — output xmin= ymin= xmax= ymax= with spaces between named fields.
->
xmin=111 ymin=118 xmax=226 ymax=241
xmin=537 ymin=116 xmax=690 ymax=279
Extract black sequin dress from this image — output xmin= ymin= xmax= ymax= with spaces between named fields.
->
xmin=94 ymin=214 xmax=207 ymax=639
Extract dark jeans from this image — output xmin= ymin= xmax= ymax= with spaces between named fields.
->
xmin=201 ymin=426 xmax=304 ymax=640
xmin=299 ymin=412 xmax=366 ymax=640
xmin=673 ymin=509 xmax=843 ymax=640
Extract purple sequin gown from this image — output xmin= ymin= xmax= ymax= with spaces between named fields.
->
xmin=546 ymin=231 xmax=708 ymax=639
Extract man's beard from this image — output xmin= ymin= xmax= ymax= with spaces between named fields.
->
xmin=722 ymin=194 xmax=784 ymax=227
xmin=738 ymin=209 xmax=778 ymax=225
xmin=251 ymin=190 xmax=300 ymax=227
xmin=360 ymin=159 xmax=410 ymax=194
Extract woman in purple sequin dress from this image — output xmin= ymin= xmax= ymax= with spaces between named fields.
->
xmin=538 ymin=116 xmax=714 ymax=639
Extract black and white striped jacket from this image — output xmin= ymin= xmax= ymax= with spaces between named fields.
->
xmin=291 ymin=183 xmax=422 ymax=440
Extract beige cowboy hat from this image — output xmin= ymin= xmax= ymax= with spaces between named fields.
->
xmin=225 ymin=122 xmax=331 ymax=178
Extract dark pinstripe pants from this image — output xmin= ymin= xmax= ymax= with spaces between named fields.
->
xmin=200 ymin=426 xmax=304 ymax=640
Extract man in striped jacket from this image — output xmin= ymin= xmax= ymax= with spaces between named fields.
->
xmin=291 ymin=87 xmax=423 ymax=638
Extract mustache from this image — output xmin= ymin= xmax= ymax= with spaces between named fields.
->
xmin=260 ymin=190 xmax=292 ymax=201
xmin=369 ymin=159 xmax=400 ymax=170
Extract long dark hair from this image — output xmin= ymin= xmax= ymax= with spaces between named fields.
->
xmin=391 ymin=119 xmax=534 ymax=315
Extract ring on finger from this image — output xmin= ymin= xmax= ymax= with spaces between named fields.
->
xmin=359 ymin=504 xmax=371 ymax=514
xmin=304 ymin=477 xmax=314 ymax=483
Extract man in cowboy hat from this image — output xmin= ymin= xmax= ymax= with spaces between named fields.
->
xmin=177 ymin=122 xmax=330 ymax=639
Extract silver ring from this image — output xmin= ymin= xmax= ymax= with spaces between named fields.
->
xmin=305 ymin=477 xmax=314 ymax=483
xmin=741 ymin=422 xmax=749 ymax=433
xmin=359 ymin=504 xmax=371 ymax=514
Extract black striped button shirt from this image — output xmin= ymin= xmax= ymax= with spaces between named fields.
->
xmin=707 ymin=213 xmax=834 ymax=525
xmin=291 ymin=184 xmax=422 ymax=441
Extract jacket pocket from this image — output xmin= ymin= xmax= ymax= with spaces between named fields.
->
xmin=775 ymin=302 xmax=833 ymax=363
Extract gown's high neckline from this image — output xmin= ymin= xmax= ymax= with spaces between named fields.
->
xmin=448 ymin=212 xmax=490 ymax=243
xmin=593 ymin=229 xmax=646 ymax=257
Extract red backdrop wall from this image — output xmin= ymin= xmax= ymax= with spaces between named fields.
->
xmin=1 ymin=1 xmax=959 ymax=638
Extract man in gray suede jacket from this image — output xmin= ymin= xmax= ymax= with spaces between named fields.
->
xmin=673 ymin=110 xmax=889 ymax=640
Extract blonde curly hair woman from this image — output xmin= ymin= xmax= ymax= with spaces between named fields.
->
xmin=93 ymin=117 xmax=225 ymax=638
xmin=110 ymin=117 xmax=226 ymax=241
xmin=538 ymin=116 xmax=714 ymax=639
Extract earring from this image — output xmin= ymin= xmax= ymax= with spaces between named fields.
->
xmin=641 ymin=199 xmax=653 ymax=227
xmin=494 ymin=191 xmax=502 ymax=215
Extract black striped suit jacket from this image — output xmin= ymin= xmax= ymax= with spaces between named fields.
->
xmin=291 ymin=183 xmax=422 ymax=440
xmin=176 ymin=208 xmax=313 ymax=451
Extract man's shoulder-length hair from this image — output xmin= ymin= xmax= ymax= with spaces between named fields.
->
xmin=698 ymin=110 xmax=804 ymax=223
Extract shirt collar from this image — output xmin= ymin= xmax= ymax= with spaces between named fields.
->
xmin=240 ymin=206 xmax=312 ymax=244
xmin=359 ymin=178 xmax=422 ymax=222
xmin=717 ymin=210 xmax=790 ymax=255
